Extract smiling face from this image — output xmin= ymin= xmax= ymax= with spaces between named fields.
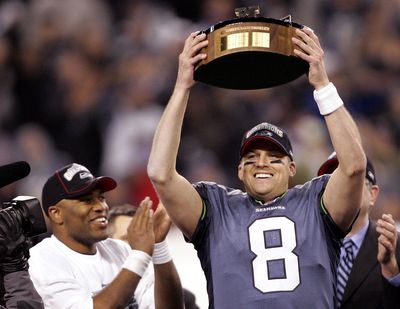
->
xmin=238 ymin=141 xmax=296 ymax=202
xmin=48 ymin=189 xmax=110 ymax=254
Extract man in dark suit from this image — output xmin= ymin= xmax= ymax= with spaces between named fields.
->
xmin=318 ymin=153 xmax=400 ymax=309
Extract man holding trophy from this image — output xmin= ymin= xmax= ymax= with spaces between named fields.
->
xmin=148 ymin=11 xmax=366 ymax=308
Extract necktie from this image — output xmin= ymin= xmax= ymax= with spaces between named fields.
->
xmin=336 ymin=239 xmax=356 ymax=307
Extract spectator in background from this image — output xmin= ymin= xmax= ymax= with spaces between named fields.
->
xmin=107 ymin=204 xmax=136 ymax=243
xmin=318 ymin=153 xmax=400 ymax=308
xmin=108 ymin=204 xmax=200 ymax=309
xmin=14 ymin=0 xmax=112 ymax=174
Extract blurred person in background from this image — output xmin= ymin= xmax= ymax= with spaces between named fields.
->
xmin=108 ymin=204 xmax=200 ymax=309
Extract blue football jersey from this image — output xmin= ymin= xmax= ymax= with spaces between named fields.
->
xmin=191 ymin=175 xmax=343 ymax=309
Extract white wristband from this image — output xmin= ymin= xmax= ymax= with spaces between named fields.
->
xmin=122 ymin=250 xmax=151 ymax=277
xmin=153 ymin=240 xmax=172 ymax=265
xmin=313 ymin=82 xmax=344 ymax=115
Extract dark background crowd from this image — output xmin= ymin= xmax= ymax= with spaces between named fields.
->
xmin=0 ymin=0 xmax=399 ymax=226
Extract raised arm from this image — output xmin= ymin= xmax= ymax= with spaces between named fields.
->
xmin=293 ymin=27 xmax=366 ymax=231
xmin=147 ymin=32 xmax=208 ymax=239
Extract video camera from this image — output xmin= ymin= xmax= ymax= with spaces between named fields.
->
xmin=0 ymin=161 xmax=47 ymax=257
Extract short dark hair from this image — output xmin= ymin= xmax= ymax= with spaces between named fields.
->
xmin=107 ymin=204 xmax=137 ymax=236
xmin=108 ymin=204 xmax=136 ymax=220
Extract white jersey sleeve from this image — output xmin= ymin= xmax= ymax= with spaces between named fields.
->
xmin=28 ymin=236 xmax=135 ymax=309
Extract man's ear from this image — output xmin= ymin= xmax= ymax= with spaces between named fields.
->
xmin=289 ymin=160 xmax=297 ymax=177
xmin=48 ymin=205 xmax=63 ymax=224
xmin=238 ymin=162 xmax=244 ymax=181
xmin=369 ymin=185 xmax=380 ymax=208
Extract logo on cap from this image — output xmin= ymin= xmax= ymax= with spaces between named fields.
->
xmin=63 ymin=163 xmax=93 ymax=181
xmin=245 ymin=123 xmax=284 ymax=139
xmin=240 ymin=122 xmax=293 ymax=160
xmin=42 ymin=163 xmax=118 ymax=215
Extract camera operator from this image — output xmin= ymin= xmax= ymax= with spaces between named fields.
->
xmin=0 ymin=162 xmax=45 ymax=309
xmin=0 ymin=217 xmax=44 ymax=309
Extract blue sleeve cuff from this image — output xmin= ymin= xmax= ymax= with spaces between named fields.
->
xmin=386 ymin=272 xmax=400 ymax=287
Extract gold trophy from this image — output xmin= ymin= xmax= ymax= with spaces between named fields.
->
xmin=194 ymin=6 xmax=308 ymax=89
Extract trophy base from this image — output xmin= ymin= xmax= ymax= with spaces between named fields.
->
xmin=194 ymin=51 xmax=308 ymax=90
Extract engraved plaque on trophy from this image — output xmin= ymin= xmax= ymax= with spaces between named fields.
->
xmin=194 ymin=6 xmax=309 ymax=89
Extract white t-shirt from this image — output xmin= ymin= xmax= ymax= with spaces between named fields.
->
xmin=28 ymin=235 xmax=154 ymax=309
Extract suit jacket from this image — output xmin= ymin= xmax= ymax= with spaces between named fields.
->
xmin=340 ymin=221 xmax=400 ymax=309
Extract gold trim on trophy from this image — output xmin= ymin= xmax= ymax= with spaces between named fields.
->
xmin=194 ymin=7 xmax=309 ymax=89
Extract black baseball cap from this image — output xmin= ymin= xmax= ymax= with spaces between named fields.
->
xmin=240 ymin=122 xmax=294 ymax=160
xmin=317 ymin=152 xmax=377 ymax=185
xmin=42 ymin=163 xmax=117 ymax=214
